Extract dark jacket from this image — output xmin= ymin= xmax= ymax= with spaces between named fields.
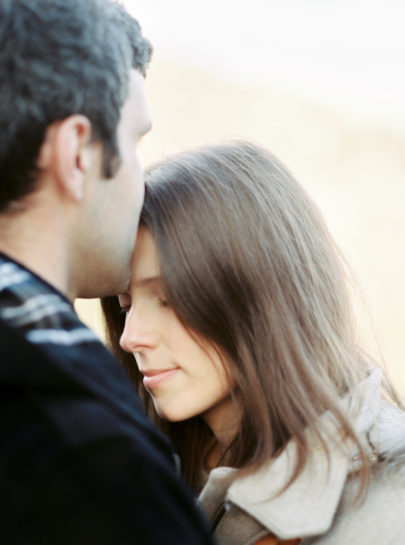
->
xmin=0 ymin=255 xmax=213 ymax=545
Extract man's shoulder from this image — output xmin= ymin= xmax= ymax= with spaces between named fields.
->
xmin=0 ymin=321 xmax=213 ymax=545
xmin=0 ymin=252 xmax=162 ymax=449
xmin=0 ymin=316 xmax=162 ymax=446
xmin=0 ymin=252 xmax=171 ymax=455
xmin=0 ymin=254 xmax=132 ymax=414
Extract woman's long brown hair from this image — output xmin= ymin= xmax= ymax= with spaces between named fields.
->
xmin=102 ymin=141 xmax=381 ymax=494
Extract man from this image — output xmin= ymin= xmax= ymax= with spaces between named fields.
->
xmin=0 ymin=1 xmax=213 ymax=543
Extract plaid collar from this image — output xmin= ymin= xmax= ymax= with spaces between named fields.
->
xmin=0 ymin=253 xmax=98 ymax=346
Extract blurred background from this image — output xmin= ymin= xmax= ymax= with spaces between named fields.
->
xmin=76 ymin=0 xmax=405 ymax=391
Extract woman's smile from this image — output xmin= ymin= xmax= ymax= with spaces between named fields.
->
xmin=141 ymin=367 xmax=181 ymax=390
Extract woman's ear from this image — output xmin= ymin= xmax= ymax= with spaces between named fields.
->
xmin=37 ymin=115 xmax=94 ymax=202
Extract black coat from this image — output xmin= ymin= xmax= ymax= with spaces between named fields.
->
xmin=0 ymin=318 xmax=213 ymax=544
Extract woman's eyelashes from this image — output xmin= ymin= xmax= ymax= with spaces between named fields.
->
xmin=117 ymin=293 xmax=131 ymax=314
xmin=118 ymin=295 xmax=169 ymax=314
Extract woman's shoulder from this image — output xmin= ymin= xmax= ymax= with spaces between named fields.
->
xmin=313 ymin=460 xmax=405 ymax=545
xmin=321 ymin=399 xmax=405 ymax=543
xmin=370 ymin=398 xmax=405 ymax=462
xmin=198 ymin=393 xmax=405 ymax=545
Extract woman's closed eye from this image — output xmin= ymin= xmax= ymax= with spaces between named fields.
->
xmin=117 ymin=293 xmax=131 ymax=315
xmin=158 ymin=298 xmax=169 ymax=308
xmin=118 ymin=294 xmax=169 ymax=314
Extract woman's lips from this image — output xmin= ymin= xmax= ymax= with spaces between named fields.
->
xmin=142 ymin=368 xmax=180 ymax=390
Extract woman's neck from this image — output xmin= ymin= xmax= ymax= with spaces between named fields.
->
xmin=202 ymin=395 xmax=240 ymax=468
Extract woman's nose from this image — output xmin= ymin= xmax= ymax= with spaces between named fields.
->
xmin=119 ymin=309 xmax=157 ymax=353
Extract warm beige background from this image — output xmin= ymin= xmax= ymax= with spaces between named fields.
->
xmin=76 ymin=55 xmax=405 ymax=393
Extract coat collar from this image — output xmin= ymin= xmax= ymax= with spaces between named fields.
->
xmin=201 ymin=369 xmax=383 ymax=540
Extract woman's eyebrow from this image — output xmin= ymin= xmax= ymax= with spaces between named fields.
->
xmin=132 ymin=276 xmax=162 ymax=288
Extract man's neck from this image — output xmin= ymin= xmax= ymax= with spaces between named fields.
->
xmin=0 ymin=208 xmax=73 ymax=300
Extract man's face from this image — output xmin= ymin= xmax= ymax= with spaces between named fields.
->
xmin=74 ymin=70 xmax=151 ymax=298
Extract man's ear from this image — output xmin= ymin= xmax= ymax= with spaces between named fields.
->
xmin=37 ymin=115 xmax=94 ymax=202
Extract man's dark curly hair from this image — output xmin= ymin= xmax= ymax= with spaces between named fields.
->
xmin=0 ymin=0 xmax=152 ymax=212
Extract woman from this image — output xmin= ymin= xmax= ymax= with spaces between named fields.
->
xmin=102 ymin=142 xmax=405 ymax=545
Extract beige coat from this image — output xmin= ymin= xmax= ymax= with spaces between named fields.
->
xmin=199 ymin=369 xmax=405 ymax=545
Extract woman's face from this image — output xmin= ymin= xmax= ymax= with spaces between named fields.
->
xmin=119 ymin=228 xmax=234 ymax=431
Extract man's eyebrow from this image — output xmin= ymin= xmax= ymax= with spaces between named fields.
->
xmin=132 ymin=275 xmax=161 ymax=288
